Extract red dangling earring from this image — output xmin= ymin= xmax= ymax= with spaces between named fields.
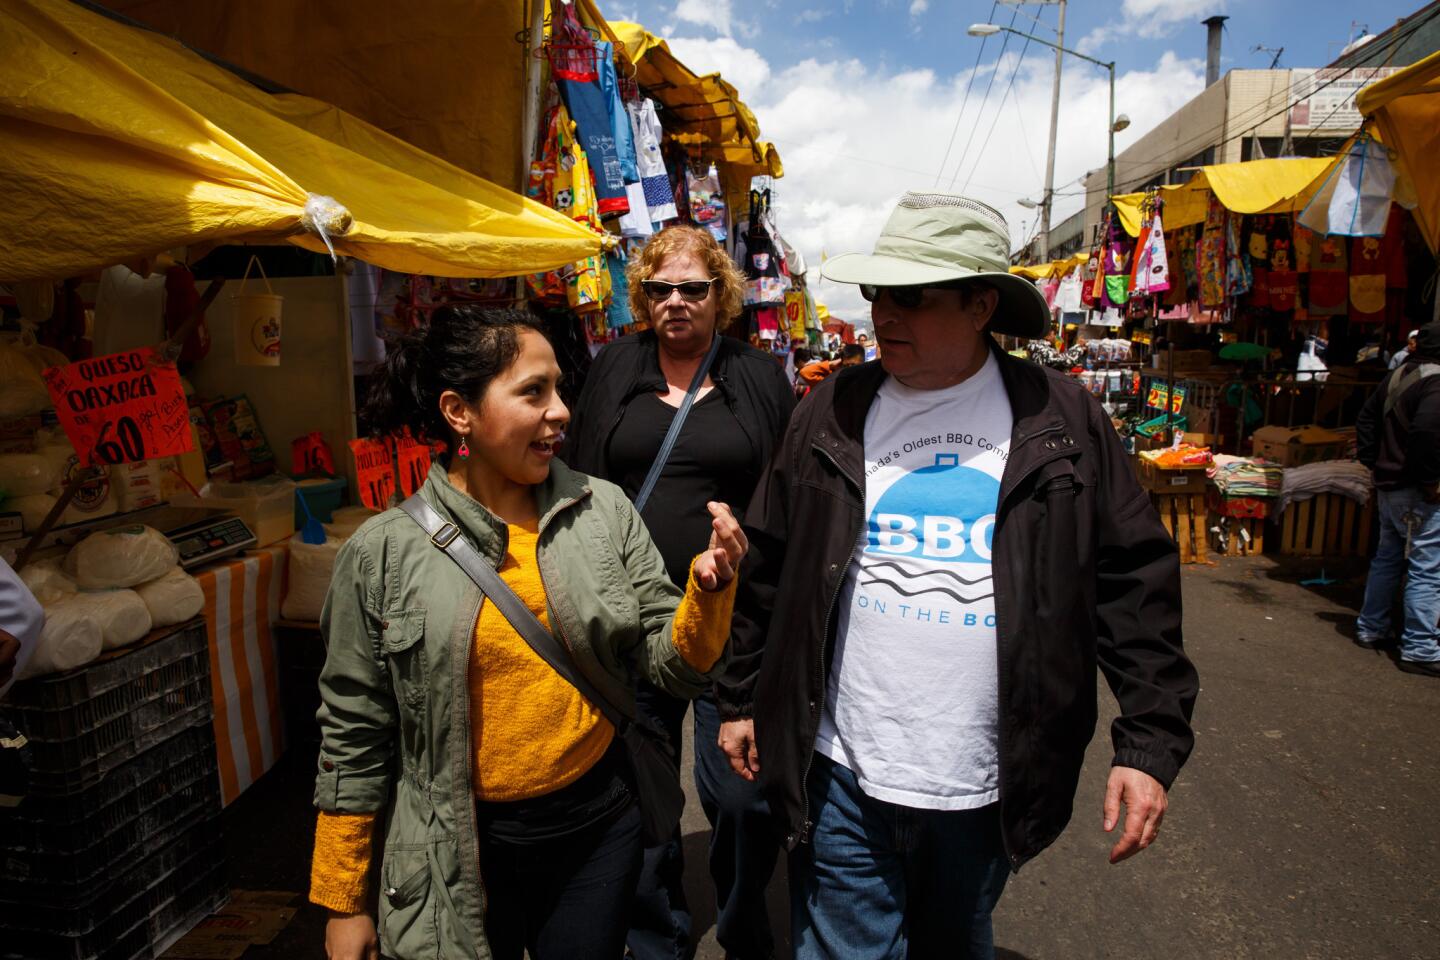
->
xmin=457 ymin=436 xmax=470 ymax=460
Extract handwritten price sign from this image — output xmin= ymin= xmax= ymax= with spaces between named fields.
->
xmin=42 ymin=348 xmax=193 ymax=466
xmin=349 ymin=438 xmax=397 ymax=512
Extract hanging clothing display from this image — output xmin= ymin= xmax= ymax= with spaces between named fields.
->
xmin=687 ymin=165 xmax=727 ymax=242
xmin=526 ymin=106 xmax=610 ymax=319
xmin=555 ymin=36 xmax=630 ymax=217
xmin=626 ymin=98 xmax=679 ymax=222
xmin=1224 ymin=214 xmax=1251 ymax=301
xmin=1348 ymin=232 xmax=1387 ymax=322
xmin=1131 ymin=206 xmax=1170 ymax=297
xmin=1307 ymin=231 xmax=1348 ymax=317
xmin=1054 ymin=270 xmax=1084 ymax=314
xmin=1197 ymin=195 xmax=1227 ymax=309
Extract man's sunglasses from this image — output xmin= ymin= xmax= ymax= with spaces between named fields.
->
xmin=859 ymin=281 xmax=967 ymax=309
xmin=640 ymin=278 xmax=717 ymax=302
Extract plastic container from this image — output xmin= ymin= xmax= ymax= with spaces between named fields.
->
xmin=6 ymin=621 xmax=213 ymax=794
xmin=292 ymin=475 xmax=347 ymax=525
xmin=175 ymin=474 xmax=296 ymax=547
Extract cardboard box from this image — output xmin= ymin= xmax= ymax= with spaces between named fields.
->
xmin=1137 ymin=458 xmax=1209 ymax=494
xmin=1249 ymin=425 xmax=1347 ymax=467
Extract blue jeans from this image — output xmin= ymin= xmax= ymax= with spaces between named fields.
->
xmin=627 ymin=686 xmax=779 ymax=960
xmin=791 ymin=753 xmax=1010 ymax=960
xmin=1357 ymin=488 xmax=1440 ymax=663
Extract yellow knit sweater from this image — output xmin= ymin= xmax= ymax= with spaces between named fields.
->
xmin=310 ymin=522 xmax=734 ymax=913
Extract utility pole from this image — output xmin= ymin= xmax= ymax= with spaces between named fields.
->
xmin=1039 ymin=0 xmax=1066 ymax=262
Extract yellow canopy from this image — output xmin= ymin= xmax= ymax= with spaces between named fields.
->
xmin=0 ymin=0 xmax=604 ymax=282
xmin=1011 ymin=251 xmax=1088 ymax=280
xmin=1111 ymin=157 xmax=1337 ymax=237
xmin=1358 ymin=50 xmax=1440 ymax=252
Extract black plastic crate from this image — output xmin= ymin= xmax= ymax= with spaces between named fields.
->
xmin=0 ymin=751 xmax=220 ymax=895
xmin=6 ymin=620 xmax=208 ymax=741
xmin=0 ymin=810 xmax=225 ymax=947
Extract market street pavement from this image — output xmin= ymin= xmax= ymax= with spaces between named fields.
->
xmin=225 ymin=555 xmax=1440 ymax=959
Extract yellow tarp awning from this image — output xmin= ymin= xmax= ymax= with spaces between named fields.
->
xmin=0 ymin=0 xmax=603 ymax=282
xmin=1358 ymin=50 xmax=1440 ymax=252
xmin=1111 ymin=157 xmax=1337 ymax=237
xmin=1011 ymin=251 xmax=1088 ymax=280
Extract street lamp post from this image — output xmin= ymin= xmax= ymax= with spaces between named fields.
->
xmin=967 ymin=22 xmax=1127 ymax=255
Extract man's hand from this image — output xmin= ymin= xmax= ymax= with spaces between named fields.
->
xmin=1103 ymin=766 xmax=1168 ymax=864
xmin=0 ymin=629 xmax=20 ymax=689
xmin=718 ymin=718 xmax=760 ymax=781
xmin=325 ymin=912 xmax=379 ymax=960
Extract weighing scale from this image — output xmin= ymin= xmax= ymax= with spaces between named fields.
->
xmin=28 ymin=503 xmax=257 ymax=569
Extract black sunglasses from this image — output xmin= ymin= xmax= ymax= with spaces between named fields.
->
xmin=640 ymin=278 xmax=717 ymax=302
xmin=859 ymin=281 xmax=969 ymax=309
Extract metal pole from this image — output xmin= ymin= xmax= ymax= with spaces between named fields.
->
xmin=1038 ymin=0 xmax=1066 ymax=263
xmin=520 ymin=0 xmax=548 ymax=185
xmin=1106 ymin=62 xmax=1116 ymax=199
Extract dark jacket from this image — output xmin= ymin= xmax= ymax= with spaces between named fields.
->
xmin=1356 ymin=352 xmax=1440 ymax=491
xmin=564 ymin=330 xmax=796 ymax=487
xmin=718 ymin=343 xmax=1199 ymax=871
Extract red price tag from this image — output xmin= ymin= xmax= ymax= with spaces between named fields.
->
xmin=395 ymin=434 xmax=439 ymax=498
xmin=349 ymin=438 xmax=396 ymax=511
xmin=42 ymin=347 xmax=193 ymax=466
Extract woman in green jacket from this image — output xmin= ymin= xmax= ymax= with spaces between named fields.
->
xmin=311 ymin=305 xmax=746 ymax=960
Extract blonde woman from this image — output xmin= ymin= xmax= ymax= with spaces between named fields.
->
xmin=566 ymin=224 xmax=795 ymax=959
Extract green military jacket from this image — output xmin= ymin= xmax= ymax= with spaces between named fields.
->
xmin=315 ymin=460 xmax=722 ymax=959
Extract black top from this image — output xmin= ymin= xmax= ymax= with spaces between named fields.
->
xmin=1356 ymin=353 xmax=1440 ymax=490
xmin=606 ymin=389 xmax=760 ymax=586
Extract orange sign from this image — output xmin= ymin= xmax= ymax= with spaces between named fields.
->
xmin=349 ymin=438 xmax=396 ymax=511
xmin=395 ymin=435 xmax=441 ymax=498
xmin=42 ymin=347 xmax=193 ymax=466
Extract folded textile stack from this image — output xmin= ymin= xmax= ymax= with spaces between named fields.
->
xmin=1140 ymin=444 xmax=1213 ymax=468
xmin=1278 ymin=460 xmax=1372 ymax=513
xmin=1209 ymin=455 xmax=1283 ymax=499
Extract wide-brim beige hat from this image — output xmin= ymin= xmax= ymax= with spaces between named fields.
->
xmin=821 ymin=192 xmax=1051 ymax=338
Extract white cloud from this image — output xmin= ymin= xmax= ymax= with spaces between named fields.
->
xmin=672 ymin=0 xmax=732 ymax=36
xmin=667 ymin=37 xmax=1206 ymax=325
xmin=909 ymin=0 xmax=929 ymax=16
xmin=796 ymin=8 xmax=828 ymax=24
xmin=1089 ymin=0 xmax=1227 ymax=46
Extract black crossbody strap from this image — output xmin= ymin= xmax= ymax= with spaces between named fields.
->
xmin=633 ymin=334 xmax=723 ymax=512
xmin=399 ymin=495 xmax=634 ymax=733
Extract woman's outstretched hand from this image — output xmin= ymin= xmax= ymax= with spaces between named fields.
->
xmin=694 ymin=502 xmax=748 ymax=591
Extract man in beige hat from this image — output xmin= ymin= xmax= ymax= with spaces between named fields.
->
xmin=715 ymin=193 xmax=1198 ymax=958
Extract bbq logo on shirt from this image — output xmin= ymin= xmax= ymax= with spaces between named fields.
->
xmin=858 ymin=453 xmax=999 ymax=609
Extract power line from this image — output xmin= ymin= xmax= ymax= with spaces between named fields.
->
xmin=933 ymin=0 xmax=999 ymax=188
xmin=942 ymin=3 xmax=1022 ymax=188
xmin=959 ymin=24 xmax=1037 ymax=193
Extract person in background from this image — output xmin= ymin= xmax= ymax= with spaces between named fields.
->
xmin=565 ymin=224 xmax=794 ymax=960
xmin=1356 ymin=321 xmax=1440 ymax=677
xmin=0 ymin=558 xmax=42 ymax=698
xmin=719 ymin=192 xmax=1198 ymax=959
xmin=312 ymin=305 xmax=747 ymax=960
xmin=857 ymin=332 xmax=879 ymax=362
xmin=1389 ymin=328 xmax=1421 ymax=370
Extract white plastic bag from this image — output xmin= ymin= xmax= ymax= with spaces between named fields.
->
xmin=0 ymin=453 xmax=64 ymax=498
xmin=17 ymin=597 xmax=103 ymax=679
xmin=65 ymin=589 xmax=153 ymax=651
xmin=65 ymin=525 xmax=179 ymax=589
xmin=281 ymin=537 xmax=344 ymax=622
xmin=135 ymin=566 xmax=205 ymax=628
xmin=18 ymin=557 xmax=78 ymax=605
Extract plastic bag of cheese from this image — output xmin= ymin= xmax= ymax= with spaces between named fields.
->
xmin=65 ymin=525 xmax=178 ymax=589
xmin=135 ymin=566 xmax=204 ymax=628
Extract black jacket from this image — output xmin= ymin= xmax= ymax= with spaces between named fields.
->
xmin=718 ymin=343 xmax=1199 ymax=870
xmin=564 ymin=330 xmax=796 ymax=488
xmin=1355 ymin=354 xmax=1440 ymax=490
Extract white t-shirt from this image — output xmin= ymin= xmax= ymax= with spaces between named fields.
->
xmin=815 ymin=353 xmax=1013 ymax=810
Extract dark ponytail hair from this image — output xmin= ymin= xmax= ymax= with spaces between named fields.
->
xmin=364 ymin=305 xmax=547 ymax=448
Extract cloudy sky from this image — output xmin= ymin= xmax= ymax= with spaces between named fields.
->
xmin=606 ymin=0 xmax=1420 ymax=326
